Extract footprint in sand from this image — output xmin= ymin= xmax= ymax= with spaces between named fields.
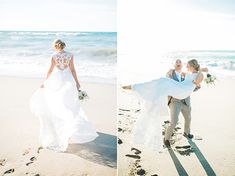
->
xmin=136 ymin=168 xmax=146 ymax=175
xmin=125 ymin=154 xmax=141 ymax=159
xmin=25 ymin=173 xmax=40 ymax=176
xmin=127 ymin=147 xmax=155 ymax=175
xmin=26 ymin=156 xmax=37 ymax=166
xmin=126 ymin=147 xmax=142 ymax=159
xmin=175 ymin=145 xmax=191 ymax=149
xmin=26 ymin=162 xmax=34 ymax=166
xmin=164 ymin=120 xmax=170 ymax=124
xmin=118 ymin=128 xmax=123 ymax=132
xmin=118 ymin=138 xmax=123 ymax=144
xmin=0 ymin=159 xmax=6 ymax=166
xmin=175 ymin=148 xmax=194 ymax=156
xmin=119 ymin=108 xmax=131 ymax=112
xmin=135 ymin=109 xmax=141 ymax=112
xmin=37 ymin=146 xmax=43 ymax=154
xmin=175 ymin=127 xmax=181 ymax=131
xmin=128 ymin=159 xmax=142 ymax=175
xmin=30 ymin=157 xmax=37 ymax=162
xmin=3 ymin=168 xmax=14 ymax=175
xmin=131 ymin=147 xmax=141 ymax=155
xmin=22 ymin=148 xmax=31 ymax=156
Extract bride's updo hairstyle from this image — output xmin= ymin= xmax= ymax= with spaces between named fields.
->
xmin=53 ymin=39 xmax=66 ymax=50
xmin=188 ymin=59 xmax=200 ymax=71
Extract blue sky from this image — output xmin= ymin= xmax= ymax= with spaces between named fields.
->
xmin=0 ymin=0 xmax=116 ymax=32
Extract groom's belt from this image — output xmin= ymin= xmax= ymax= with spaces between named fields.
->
xmin=168 ymin=96 xmax=187 ymax=105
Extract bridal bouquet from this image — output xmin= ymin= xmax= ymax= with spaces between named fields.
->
xmin=204 ymin=73 xmax=216 ymax=85
xmin=78 ymin=90 xmax=89 ymax=101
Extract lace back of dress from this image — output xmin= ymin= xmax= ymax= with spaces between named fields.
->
xmin=53 ymin=52 xmax=72 ymax=70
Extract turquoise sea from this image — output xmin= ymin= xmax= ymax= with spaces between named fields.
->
xmin=0 ymin=31 xmax=117 ymax=84
xmin=119 ymin=50 xmax=235 ymax=84
xmin=163 ymin=50 xmax=235 ymax=77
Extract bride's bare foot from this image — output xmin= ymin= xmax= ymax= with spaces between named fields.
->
xmin=122 ymin=85 xmax=132 ymax=90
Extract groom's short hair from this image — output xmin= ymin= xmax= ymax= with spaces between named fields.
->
xmin=175 ymin=59 xmax=182 ymax=64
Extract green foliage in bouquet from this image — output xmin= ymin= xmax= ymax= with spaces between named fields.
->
xmin=78 ymin=90 xmax=89 ymax=100
xmin=204 ymin=73 xmax=216 ymax=85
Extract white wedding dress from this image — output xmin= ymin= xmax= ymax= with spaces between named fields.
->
xmin=29 ymin=50 xmax=98 ymax=152
xmin=131 ymin=73 xmax=198 ymax=151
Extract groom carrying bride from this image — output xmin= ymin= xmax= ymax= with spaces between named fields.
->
xmin=164 ymin=59 xmax=207 ymax=148
xmin=122 ymin=59 xmax=208 ymax=151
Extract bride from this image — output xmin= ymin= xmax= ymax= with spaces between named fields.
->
xmin=30 ymin=39 xmax=98 ymax=152
xmin=122 ymin=59 xmax=204 ymax=151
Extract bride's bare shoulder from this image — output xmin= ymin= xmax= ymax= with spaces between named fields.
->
xmin=51 ymin=52 xmax=61 ymax=58
xmin=65 ymin=51 xmax=74 ymax=58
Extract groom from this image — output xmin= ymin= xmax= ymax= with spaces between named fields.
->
xmin=164 ymin=59 xmax=194 ymax=148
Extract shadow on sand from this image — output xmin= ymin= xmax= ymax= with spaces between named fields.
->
xmin=168 ymin=139 xmax=217 ymax=176
xmin=66 ymin=132 xmax=117 ymax=168
xmin=168 ymin=148 xmax=189 ymax=176
xmin=187 ymin=139 xmax=216 ymax=176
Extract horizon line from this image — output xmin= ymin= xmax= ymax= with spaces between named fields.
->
xmin=0 ymin=29 xmax=117 ymax=33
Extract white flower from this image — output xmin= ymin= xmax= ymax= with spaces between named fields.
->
xmin=78 ymin=90 xmax=89 ymax=101
xmin=204 ymin=73 xmax=216 ymax=85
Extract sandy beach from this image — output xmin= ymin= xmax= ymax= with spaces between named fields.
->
xmin=0 ymin=76 xmax=117 ymax=176
xmin=118 ymin=78 xmax=235 ymax=176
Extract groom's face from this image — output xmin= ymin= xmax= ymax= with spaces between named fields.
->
xmin=175 ymin=59 xmax=182 ymax=70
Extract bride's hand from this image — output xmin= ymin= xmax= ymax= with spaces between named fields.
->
xmin=40 ymin=84 xmax=44 ymax=88
xmin=122 ymin=85 xmax=132 ymax=90
xmin=201 ymin=67 xmax=209 ymax=72
xmin=76 ymin=83 xmax=80 ymax=91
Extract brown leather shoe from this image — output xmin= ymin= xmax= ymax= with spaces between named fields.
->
xmin=164 ymin=138 xmax=171 ymax=148
xmin=183 ymin=133 xmax=194 ymax=139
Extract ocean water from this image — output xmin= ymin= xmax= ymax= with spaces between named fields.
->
xmin=164 ymin=50 xmax=235 ymax=77
xmin=119 ymin=50 xmax=235 ymax=84
xmin=0 ymin=31 xmax=117 ymax=84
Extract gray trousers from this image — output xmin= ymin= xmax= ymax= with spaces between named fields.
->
xmin=164 ymin=98 xmax=191 ymax=140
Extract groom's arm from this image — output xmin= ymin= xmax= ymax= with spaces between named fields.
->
xmin=166 ymin=69 xmax=173 ymax=78
xmin=167 ymin=69 xmax=173 ymax=105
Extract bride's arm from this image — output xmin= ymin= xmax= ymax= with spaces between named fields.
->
xmin=193 ymin=71 xmax=204 ymax=86
xmin=40 ymin=57 xmax=56 ymax=88
xmin=69 ymin=55 xmax=81 ymax=90
xmin=200 ymin=67 xmax=209 ymax=72
xmin=122 ymin=85 xmax=132 ymax=90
